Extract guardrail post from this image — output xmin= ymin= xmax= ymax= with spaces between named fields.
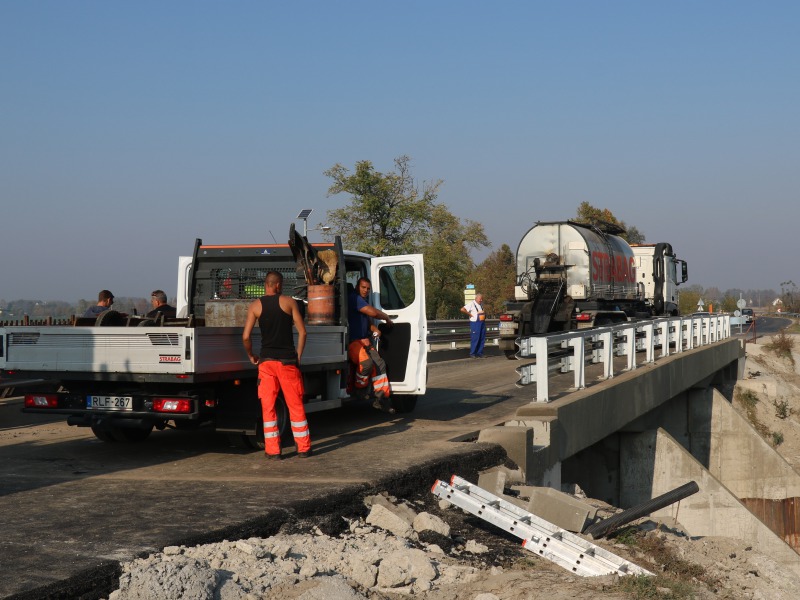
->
xmin=517 ymin=336 xmax=550 ymax=402
xmin=641 ymin=321 xmax=655 ymax=363
xmin=591 ymin=329 xmax=614 ymax=380
xmin=658 ymin=320 xmax=670 ymax=358
xmin=616 ymin=323 xmax=636 ymax=371
xmin=564 ymin=335 xmax=585 ymax=390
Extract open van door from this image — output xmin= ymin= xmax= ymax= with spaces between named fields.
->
xmin=370 ymin=254 xmax=427 ymax=395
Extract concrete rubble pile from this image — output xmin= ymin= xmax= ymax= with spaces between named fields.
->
xmin=108 ymin=492 xmax=497 ymax=600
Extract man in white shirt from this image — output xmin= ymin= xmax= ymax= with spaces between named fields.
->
xmin=460 ymin=293 xmax=486 ymax=358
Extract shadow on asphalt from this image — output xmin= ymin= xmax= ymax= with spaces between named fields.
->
xmin=0 ymin=371 xmax=511 ymax=499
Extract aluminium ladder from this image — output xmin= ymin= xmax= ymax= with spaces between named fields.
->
xmin=432 ymin=475 xmax=652 ymax=578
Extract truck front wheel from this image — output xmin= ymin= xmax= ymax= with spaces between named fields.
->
xmin=390 ymin=394 xmax=418 ymax=414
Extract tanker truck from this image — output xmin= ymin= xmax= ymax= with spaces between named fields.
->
xmin=497 ymin=221 xmax=687 ymax=356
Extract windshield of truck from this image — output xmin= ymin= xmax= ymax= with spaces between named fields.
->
xmin=668 ymin=260 xmax=677 ymax=284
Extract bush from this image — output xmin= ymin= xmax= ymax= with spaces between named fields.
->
xmin=737 ymin=389 xmax=759 ymax=410
xmin=774 ymin=398 xmax=794 ymax=419
xmin=764 ymin=329 xmax=796 ymax=367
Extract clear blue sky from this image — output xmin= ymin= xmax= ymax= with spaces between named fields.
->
xmin=2 ymin=1 xmax=798 ymax=303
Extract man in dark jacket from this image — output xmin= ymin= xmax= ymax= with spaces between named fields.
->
xmin=146 ymin=290 xmax=176 ymax=319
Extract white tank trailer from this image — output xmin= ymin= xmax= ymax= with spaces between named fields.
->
xmin=498 ymin=221 xmax=687 ymax=354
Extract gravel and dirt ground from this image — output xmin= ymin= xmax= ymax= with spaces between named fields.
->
xmin=107 ymin=332 xmax=800 ymax=600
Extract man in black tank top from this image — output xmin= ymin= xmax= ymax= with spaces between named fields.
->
xmin=243 ymin=271 xmax=311 ymax=459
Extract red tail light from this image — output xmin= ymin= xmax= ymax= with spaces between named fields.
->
xmin=499 ymin=314 xmax=514 ymax=322
xmin=25 ymin=394 xmax=58 ymax=408
xmin=152 ymin=398 xmax=191 ymax=413
xmin=575 ymin=313 xmax=592 ymax=322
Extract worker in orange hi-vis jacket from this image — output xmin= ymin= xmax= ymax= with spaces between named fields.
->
xmin=242 ymin=271 xmax=312 ymax=460
xmin=347 ymin=277 xmax=394 ymax=413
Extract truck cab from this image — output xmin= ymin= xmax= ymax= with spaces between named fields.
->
xmin=631 ymin=243 xmax=688 ymax=316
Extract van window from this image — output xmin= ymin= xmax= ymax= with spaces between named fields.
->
xmin=378 ymin=264 xmax=415 ymax=310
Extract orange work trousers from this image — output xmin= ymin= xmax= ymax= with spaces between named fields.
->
xmin=257 ymin=360 xmax=311 ymax=456
xmin=347 ymin=339 xmax=391 ymax=398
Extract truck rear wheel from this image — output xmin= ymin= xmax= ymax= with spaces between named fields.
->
xmin=90 ymin=425 xmax=117 ymax=443
xmin=111 ymin=425 xmax=154 ymax=442
xmin=245 ymin=395 xmax=289 ymax=450
xmin=89 ymin=423 xmax=153 ymax=443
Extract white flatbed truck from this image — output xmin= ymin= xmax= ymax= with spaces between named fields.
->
xmin=0 ymin=233 xmax=426 ymax=447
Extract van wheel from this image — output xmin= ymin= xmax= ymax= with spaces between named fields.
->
xmin=390 ymin=395 xmax=417 ymax=414
xmin=246 ymin=395 xmax=290 ymax=449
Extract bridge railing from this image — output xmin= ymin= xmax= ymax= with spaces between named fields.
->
xmin=426 ymin=319 xmax=500 ymax=350
xmin=515 ymin=314 xmax=732 ymax=403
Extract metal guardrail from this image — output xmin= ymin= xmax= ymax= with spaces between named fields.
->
xmin=515 ymin=314 xmax=732 ymax=403
xmin=426 ymin=319 xmax=500 ymax=350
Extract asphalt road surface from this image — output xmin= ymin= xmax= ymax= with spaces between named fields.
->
xmin=0 ymin=355 xmax=528 ymax=599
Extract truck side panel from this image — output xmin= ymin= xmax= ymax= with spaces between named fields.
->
xmin=1 ymin=325 xmax=348 ymax=379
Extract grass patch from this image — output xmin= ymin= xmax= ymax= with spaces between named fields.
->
xmin=736 ymin=389 xmax=767 ymax=437
xmin=735 ymin=389 xmax=785 ymax=445
xmin=737 ymin=388 xmax=759 ymax=410
xmin=774 ymin=398 xmax=794 ymax=419
xmin=618 ymin=574 xmax=698 ymax=599
xmin=764 ymin=329 xmax=796 ymax=367
xmin=612 ymin=527 xmax=714 ymax=599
